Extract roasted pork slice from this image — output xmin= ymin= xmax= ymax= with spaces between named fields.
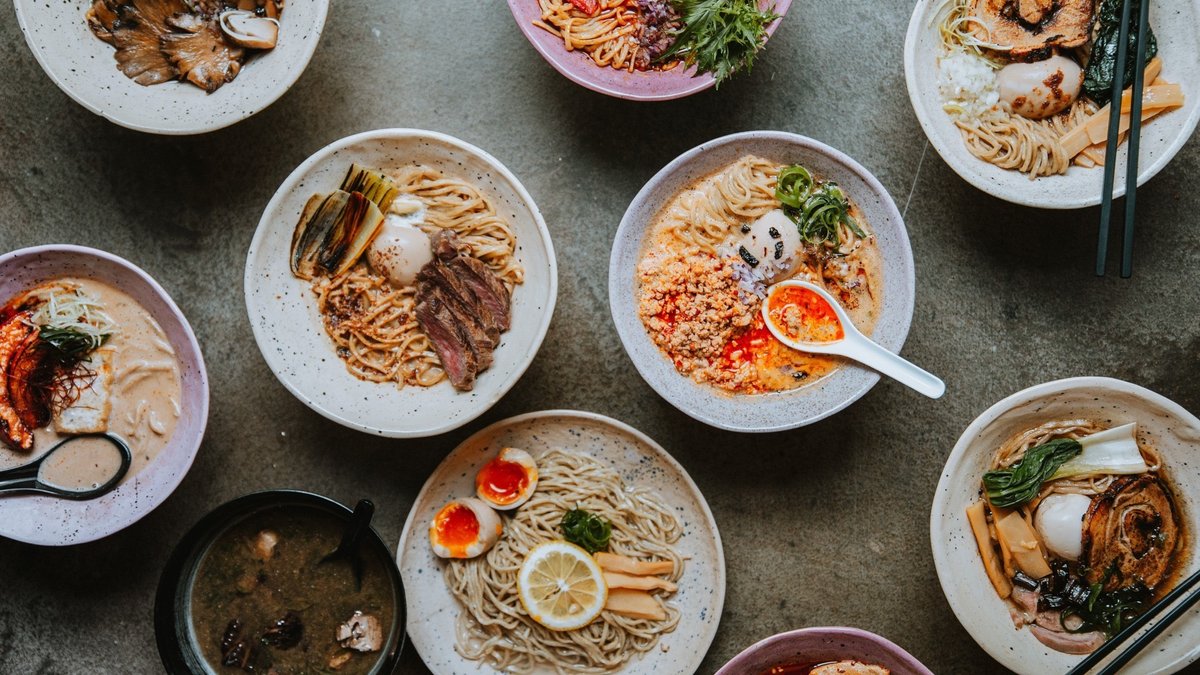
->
xmin=0 ymin=312 xmax=37 ymax=451
xmin=415 ymin=297 xmax=477 ymax=391
xmin=1082 ymin=474 xmax=1181 ymax=591
xmin=970 ymin=0 xmax=1093 ymax=55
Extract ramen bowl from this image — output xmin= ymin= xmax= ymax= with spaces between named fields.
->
xmin=0 ymin=245 xmax=209 ymax=546
xmin=715 ymin=627 xmax=933 ymax=675
xmin=13 ymin=0 xmax=330 ymax=134
xmin=506 ymin=0 xmax=791 ymax=101
xmin=608 ymin=131 xmax=916 ymax=432
xmin=932 ymin=377 xmax=1200 ymax=674
xmin=155 ymin=490 xmax=406 ymax=674
xmin=245 ymin=128 xmax=558 ymax=438
xmin=903 ymin=0 xmax=1200 ymax=209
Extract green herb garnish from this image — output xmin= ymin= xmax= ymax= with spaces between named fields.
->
xmin=1062 ymin=563 xmax=1152 ymax=636
xmin=1083 ymin=0 xmax=1158 ymax=106
xmin=774 ymin=164 xmax=867 ymax=249
xmin=38 ymin=326 xmax=108 ymax=361
xmin=983 ymin=438 xmax=1082 ymax=508
xmin=560 ymin=509 xmax=612 ymax=554
xmin=656 ymin=0 xmax=779 ymax=87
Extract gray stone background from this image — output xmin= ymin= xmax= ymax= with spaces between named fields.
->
xmin=1 ymin=1 xmax=1198 ymax=673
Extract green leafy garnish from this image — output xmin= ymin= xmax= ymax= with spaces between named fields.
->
xmin=982 ymin=438 xmax=1082 ymax=508
xmin=774 ymin=164 xmax=867 ymax=249
xmin=560 ymin=509 xmax=612 ymax=554
xmin=1083 ymin=0 xmax=1158 ymax=106
xmin=656 ymin=0 xmax=779 ymax=87
xmin=1062 ymin=564 xmax=1152 ymax=636
xmin=38 ymin=327 xmax=108 ymax=361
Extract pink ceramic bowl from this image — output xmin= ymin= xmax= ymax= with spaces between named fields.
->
xmin=506 ymin=0 xmax=792 ymax=101
xmin=0 ymin=245 xmax=209 ymax=546
xmin=715 ymin=627 xmax=933 ymax=675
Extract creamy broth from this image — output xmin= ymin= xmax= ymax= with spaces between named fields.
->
xmin=0 ymin=278 xmax=182 ymax=484
xmin=636 ymin=157 xmax=883 ymax=394
xmin=37 ymin=436 xmax=124 ymax=491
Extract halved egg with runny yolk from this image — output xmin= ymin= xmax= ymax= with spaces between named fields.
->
xmin=475 ymin=447 xmax=538 ymax=511
xmin=428 ymin=497 xmax=502 ymax=559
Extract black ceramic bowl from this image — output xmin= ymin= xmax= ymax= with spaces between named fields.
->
xmin=155 ymin=490 xmax=406 ymax=674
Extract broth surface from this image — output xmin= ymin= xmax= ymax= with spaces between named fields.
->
xmin=37 ymin=436 xmax=123 ymax=491
xmin=190 ymin=507 xmax=395 ymax=675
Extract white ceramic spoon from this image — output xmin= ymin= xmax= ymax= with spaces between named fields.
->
xmin=761 ymin=279 xmax=945 ymax=399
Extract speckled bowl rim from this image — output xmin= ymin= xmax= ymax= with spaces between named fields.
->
xmin=395 ymin=409 xmax=727 ymax=675
xmin=244 ymin=128 xmax=559 ymax=439
xmin=931 ymin=376 xmax=1200 ymax=674
xmin=0 ymin=244 xmax=210 ymax=546
xmin=903 ymin=0 xmax=1200 ymax=209
xmin=505 ymin=0 xmax=791 ymax=101
xmin=714 ymin=626 xmax=934 ymax=675
xmin=608 ymin=131 xmax=917 ymax=432
xmin=12 ymin=0 xmax=330 ymax=135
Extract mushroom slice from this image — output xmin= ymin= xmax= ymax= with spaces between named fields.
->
xmin=166 ymin=12 xmax=206 ymax=33
xmin=110 ymin=0 xmax=191 ymax=86
xmin=85 ymin=0 xmax=119 ymax=44
xmin=160 ymin=21 xmax=246 ymax=93
xmin=219 ymin=10 xmax=279 ymax=50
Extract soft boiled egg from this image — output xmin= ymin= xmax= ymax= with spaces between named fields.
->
xmin=997 ymin=55 xmax=1083 ymax=119
xmin=428 ymin=497 xmax=502 ymax=559
xmin=733 ymin=209 xmax=802 ymax=284
xmin=1034 ymin=493 xmax=1093 ymax=561
xmin=475 ymin=447 xmax=538 ymax=511
xmin=367 ymin=196 xmax=433 ymax=287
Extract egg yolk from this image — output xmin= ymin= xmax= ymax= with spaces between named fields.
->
xmin=433 ymin=503 xmax=480 ymax=556
xmin=476 ymin=457 xmax=531 ymax=506
xmin=767 ymin=286 xmax=844 ymax=343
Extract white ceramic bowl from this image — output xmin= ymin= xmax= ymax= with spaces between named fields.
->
xmin=13 ymin=0 xmax=330 ymax=134
xmin=0 ymin=245 xmax=209 ymax=546
xmin=245 ymin=129 xmax=558 ymax=438
xmin=608 ymin=131 xmax=916 ymax=432
xmin=397 ymin=410 xmax=726 ymax=675
xmin=904 ymin=0 xmax=1200 ymax=209
xmin=931 ymin=377 xmax=1200 ymax=674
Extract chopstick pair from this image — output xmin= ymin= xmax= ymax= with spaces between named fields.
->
xmin=1095 ymin=0 xmax=1152 ymax=278
xmin=1064 ymin=566 xmax=1200 ymax=675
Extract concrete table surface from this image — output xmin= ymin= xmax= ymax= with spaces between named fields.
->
xmin=1 ymin=1 xmax=1198 ymax=673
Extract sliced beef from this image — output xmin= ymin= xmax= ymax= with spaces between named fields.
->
xmin=445 ymin=255 xmax=511 ymax=332
xmin=427 ymin=287 xmax=494 ymax=370
xmin=417 ymin=260 xmax=501 ymax=340
xmin=415 ymin=296 xmax=477 ymax=391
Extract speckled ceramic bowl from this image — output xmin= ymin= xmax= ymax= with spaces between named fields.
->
xmin=245 ymin=129 xmax=557 ymax=439
xmin=932 ymin=377 xmax=1200 ymax=674
xmin=506 ymin=0 xmax=791 ymax=101
xmin=396 ymin=410 xmax=725 ymax=674
xmin=13 ymin=0 xmax=329 ymax=134
xmin=609 ymin=131 xmax=916 ymax=432
xmin=0 ymin=245 xmax=209 ymax=546
xmin=904 ymin=0 xmax=1200 ymax=209
xmin=715 ymin=627 xmax=933 ymax=675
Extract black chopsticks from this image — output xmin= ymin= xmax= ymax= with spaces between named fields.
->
xmin=1095 ymin=0 xmax=1151 ymax=278
xmin=1064 ymin=566 xmax=1200 ymax=675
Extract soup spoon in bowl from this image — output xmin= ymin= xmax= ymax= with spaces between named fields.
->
xmin=761 ymin=280 xmax=945 ymax=399
xmin=0 ymin=433 xmax=132 ymax=500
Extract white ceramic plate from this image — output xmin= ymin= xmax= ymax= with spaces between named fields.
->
xmin=609 ymin=131 xmax=917 ymax=433
xmin=0 ymin=245 xmax=209 ymax=546
xmin=396 ymin=410 xmax=726 ymax=675
xmin=13 ymin=0 xmax=329 ymax=134
xmin=245 ymin=129 xmax=557 ymax=438
xmin=904 ymin=0 xmax=1200 ymax=209
xmin=931 ymin=377 xmax=1200 ymax=674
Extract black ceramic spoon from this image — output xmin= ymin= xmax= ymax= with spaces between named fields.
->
xmin=317 ymin=498 xmax=375 ymax=590
xmin=0 ymin=433 xmax=131 ymax=500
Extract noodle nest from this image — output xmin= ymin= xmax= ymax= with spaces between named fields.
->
xmin=446 ymin=449 xmax=683 ymax=673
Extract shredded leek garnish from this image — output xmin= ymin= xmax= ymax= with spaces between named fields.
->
xmin=27 ymin=284 xmax=116 ymax=346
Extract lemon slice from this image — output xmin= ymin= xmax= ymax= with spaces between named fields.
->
xmin=517 ymin=541 xmax=608 ymax=631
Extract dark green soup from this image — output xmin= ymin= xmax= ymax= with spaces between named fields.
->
xmin=189 ymin=507 xmax=396 ymax=675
